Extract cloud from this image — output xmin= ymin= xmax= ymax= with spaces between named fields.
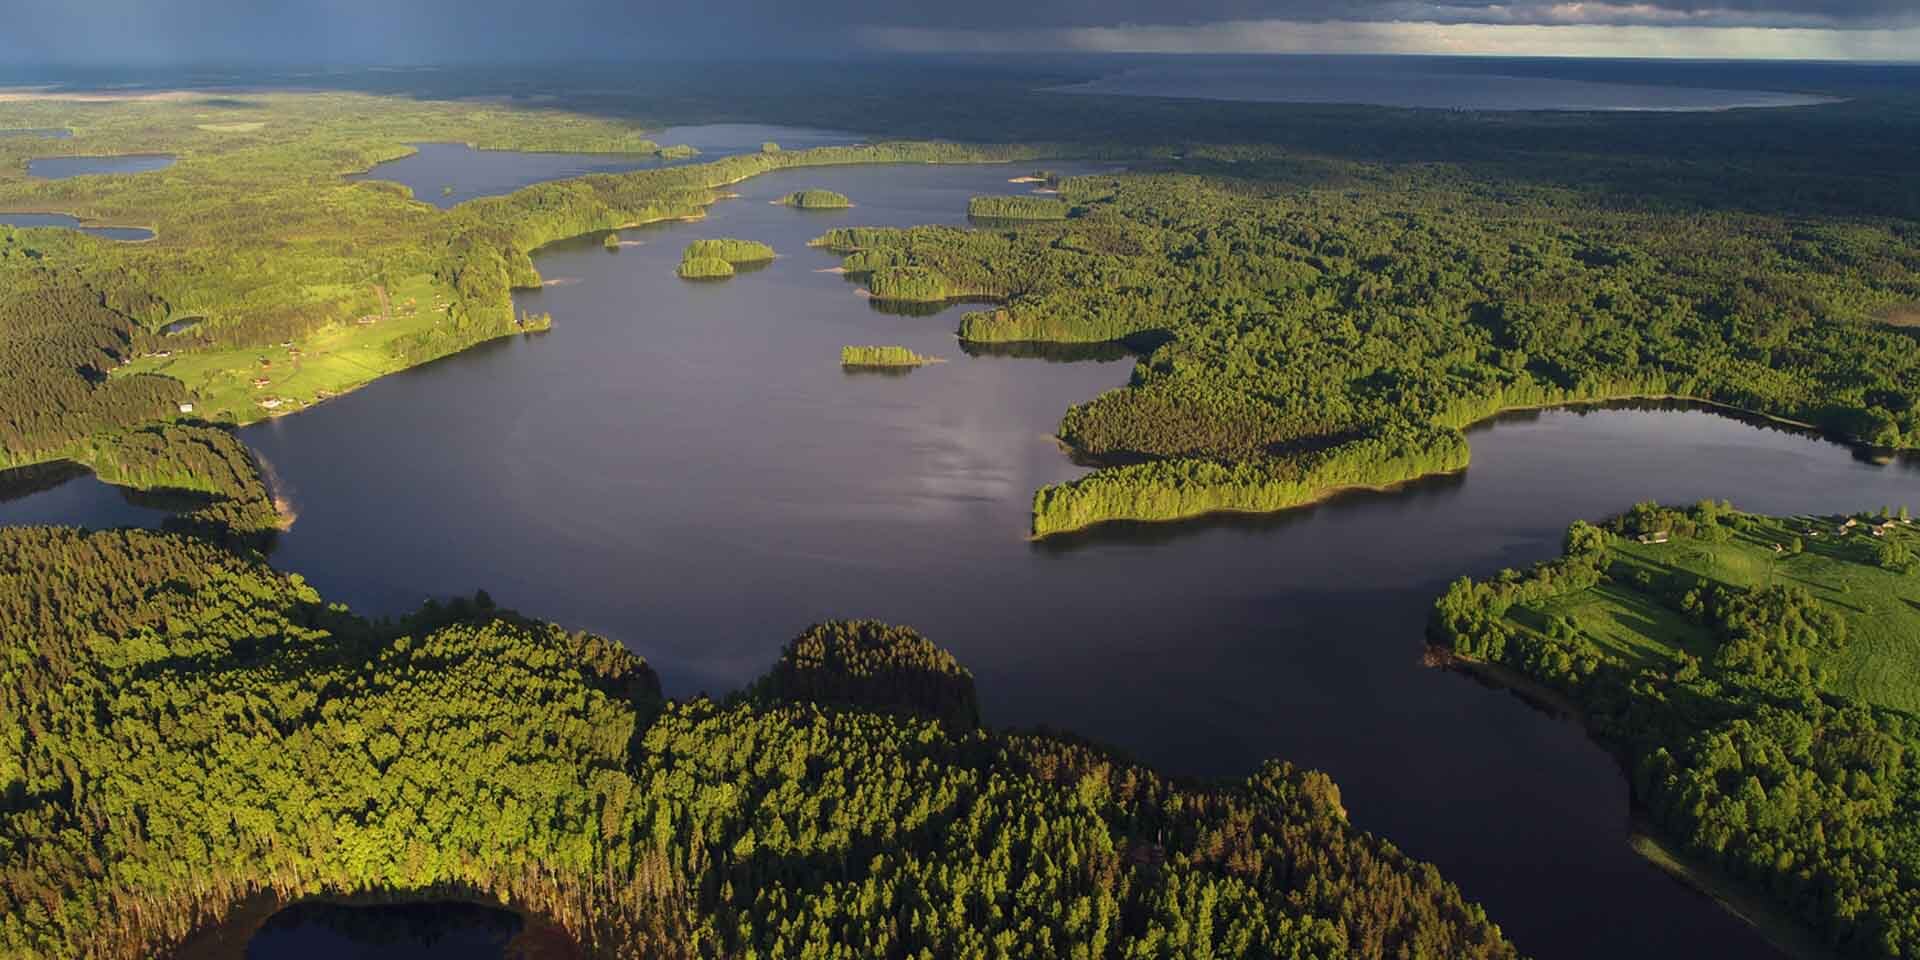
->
xmin=0 ymin=1 xmax=1915 ymax=65
xmin=862 ymin=18 xmax=1920 ymax=59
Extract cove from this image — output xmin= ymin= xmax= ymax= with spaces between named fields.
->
xmin=9 ymin=150 xmax=1919 ymax=959
xmin=0 ymin=211 xmax=154 ymax=240
xmin=28 ymin=152 xmax=175 ymax=178
xmin=350 ymin=123 xmax=860 ymax=208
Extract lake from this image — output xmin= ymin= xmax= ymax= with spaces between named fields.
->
xmin=27 ymin=152 xmax=174 ymax=178
xmin=350 ymin=123 xmax=861 ymax=208
xmin=0 ymin=211 xmax=153 ymax=240
xmin=9 ymin=145 xmax=1918 ymax=960
xmin=0 ymin=127 xmax=70 ymax=138
xmin=1048 ymin=60 xmax=1842 ymax=111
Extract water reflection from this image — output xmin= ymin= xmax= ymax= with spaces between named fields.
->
xmin=28 ymin=153 xmax=175 ymax=179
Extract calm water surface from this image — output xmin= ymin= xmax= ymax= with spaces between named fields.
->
xmin=0 ymin=212 xmax=153 ymax=240
xmin=1050 ymin=61 xmax=1841 ymax=111
xmin=10 ymin=148 xmax=1917 ymax=960
xmin=28 ymin=153 xmax=175 ymax=178
xmin=352 ymin=123 xmax=861 ymax=207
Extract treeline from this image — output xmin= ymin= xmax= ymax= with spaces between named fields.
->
xmin=840 ymin=345 xmax=938 ymax=367
xmin=776 ymin=189 xmax=850 ymax=209
xmin=968 ymin=195 xmax=1072 ymax=220
xmin=0 ymin=527 xmax=1517 ymax=960
xmin=826 ymin=164 xmax=1920 ymax=534
xmin=682 ymin=238 xmax=774 ymax=263
xmin=752 ymin=620 xmax=979 ymax=730
xmin=1033 ymin=422 xmax=1469 ymax=536
xmin=84 ymin=422 xmax=282 ymax=537
xmin=1430 ymin=505 xmax=1920 ymax=957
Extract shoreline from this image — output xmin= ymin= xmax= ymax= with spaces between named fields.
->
xmin=1438 ymin=652 xmax=1840 ymax=960
xmin=1027 ymin=389 xmax=1901 ymax=539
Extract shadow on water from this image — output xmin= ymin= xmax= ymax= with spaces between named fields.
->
xmin=242 ymin=902 xmax=525 ymax=960
xmin=959 ymin=339 xmax=1138 ymax=364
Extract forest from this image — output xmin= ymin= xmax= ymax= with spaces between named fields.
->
xmin=840 ymin=345 xmax=940 ymax=367
xmin=1430 ymin=504 xmax=1920 ymax=958
xmin=817 ymin=157 xmax=1920 ymax=535
xmin=0 ymin=526 xmax=1518 ymax=960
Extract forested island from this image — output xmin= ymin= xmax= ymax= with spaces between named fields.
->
xmin=1431 ymin=503 xmax=1920 ymax=958
xmin=776 ymin=188 xmax=851 ymax=208
xmin=840 ymin=344 xmax=941 ymax=367
xmin=676 ymin=238 xmax=775 ymax=279
xmin=966 ymin=194 xmax=1072 ymax=220
xmin=0 ymin=525 xmax=1518 ymax=959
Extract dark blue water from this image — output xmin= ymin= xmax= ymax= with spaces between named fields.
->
xmin=27 ymin=153 xmax=175 ymax=179
xmin=351 ymin=123 xmax=861 ymax=208
xmin=0 ymin=128 xmax=70 ymax=138
xmin=0 ymin=212 xmax=154 ymax=240
xmin=1050 ymin=60 xmax=1842 ymax=111
xmin=11 ymin=146 xmax=1917 ymax=960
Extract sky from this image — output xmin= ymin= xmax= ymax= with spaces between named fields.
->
xmin=0 ymin=0 xmax=1916 ymax=64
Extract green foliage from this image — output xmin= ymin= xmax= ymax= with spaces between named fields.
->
xmin=835 ymin=166 xmax=1920 ymax=535
xmin=776 ymin=189 xmax=850 ymax=208
xmin=682 ymin=238 xmax=774 ymax=263
xmin=0 ymin=528 xmax=1517 ymax=960
xmin=1033 ymin=423 xmax=1469 ymax=536
xmin=83 ymin=422 xmax=282 ymax=537
xmin=968 ymin=195 xmax=1071 ymax=220
xmin=760 ymin=142 xmax=781 ymax=154
xmin=603 ymin=232 xmax=621 ymax=250
xmin=755 ymin=620 xmax=979 ymax=730
xmin=655 ymin=144 xmax=700 ymax=160
xmin=1430 ymin=505 xmax=1920 ymax=957
xmin=840 ymin=344 xmax=938 ymax=367
xmin=676 ymin=257 xmax=736 ymax=280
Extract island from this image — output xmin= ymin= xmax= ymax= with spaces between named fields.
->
xmin=602 ymin=232 xmax=621 ymax=250
xmin=676 ymin=237 xmax=775 ymax=279
xmin=1 ymin=524 xmax=1518 ymax=960
xmin=840 ymin=344 xmax=942 ymax=368
xmin=1430 ymin=502 xmax=1920 ymax=958
xmin=654 ymin=143 xmax=700 ymax=160
xmin=775 ymin=188 xmax=852 ymax=208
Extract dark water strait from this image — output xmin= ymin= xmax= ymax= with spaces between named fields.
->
xmin=10 ymin=143 xmax=1920 ymax=959
xmin=26 ymin=152 xmax=175 ymax=178
xmin=0 ymin=211 xmax=154 ymax=240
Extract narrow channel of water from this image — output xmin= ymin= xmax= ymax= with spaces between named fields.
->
xmin=9 ymin=146 xmax=1916 ymax=959
xmin=350 ymin=123 xmax=861 ymax=208
xmin=0 ymin=212 xmax=153 ymax=240
xmin=27 ymin=153 xmax=175 ymax=178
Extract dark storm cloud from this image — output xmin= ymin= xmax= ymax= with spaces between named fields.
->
xmin=0 ymin=0 xmax=1913 ymax=65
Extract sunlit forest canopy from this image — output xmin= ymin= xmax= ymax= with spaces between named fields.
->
xmin=0 ymin=526 xmax=1518 ymax=959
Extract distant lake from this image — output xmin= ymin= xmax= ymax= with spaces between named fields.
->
xmin=0 ymin=127 xmax=70 ymax=138
xmin=28 ymin=153 xmax=174 ymax=178
xmin=11 ymin=138 xmax=1917 ymax=960
xmin=351 ymin=123 xmax=862 ymax=208
xmin=1049 ymin=61 xmax=1842 ymax=111
xmin=0 ymin=212 xmax=153 ymax=241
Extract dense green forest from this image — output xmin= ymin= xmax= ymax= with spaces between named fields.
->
xmin=682 ymin=238 xmax=775 ymax=263
xmin=967 ymin=195 xmax=1073 ymax=220
xmin=820 ymin=159 xmax=1920 ymax=535
xmin=1430 ymin=504 xmax=1920 ymax=958
xmin=777 ymin=189 xmax=851 ymax=209
xmin=0 ymin=526 xmax=1517 ymax=959
xmin=840 ymin=345 xmax=940 ymax=367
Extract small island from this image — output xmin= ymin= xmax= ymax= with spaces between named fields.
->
xmin=676 ymin=238 xmax=775 ymax=280
xmin=967 ymin=195 xmax=1070 ymax=220
xmin=776 ymin=189 xmax=853 ymax=209
xmin=840 ymin=345 xmax=942 ymax=367
xmin=655 ymin=143 xmax=700 ymax=160
xmin=602 ymin=233 xmax=620 ymax=250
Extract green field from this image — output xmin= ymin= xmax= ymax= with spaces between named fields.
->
xmin=1523 ymin=511 xmax=1920 ymax=711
